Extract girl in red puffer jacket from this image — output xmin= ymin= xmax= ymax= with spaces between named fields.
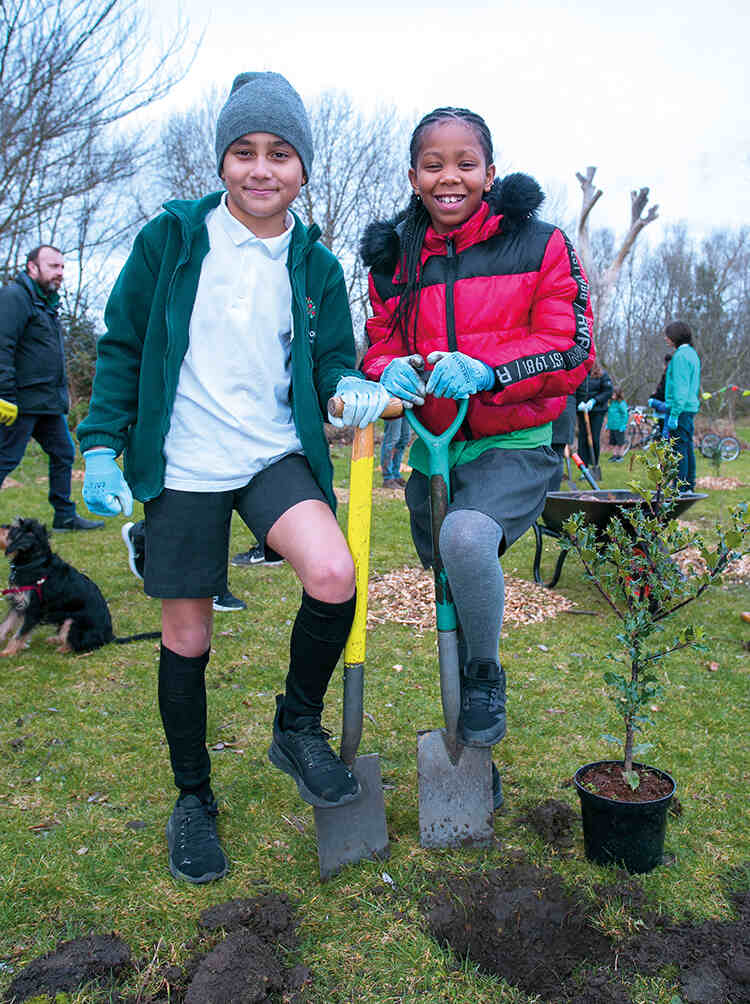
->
xmin=360 ymin=106 xmax=594 ymax=808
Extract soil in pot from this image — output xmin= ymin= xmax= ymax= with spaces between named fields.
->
xmin=575 ymin=761 xmax=676 ymax=874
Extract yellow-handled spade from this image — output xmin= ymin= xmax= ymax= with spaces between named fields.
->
xmin=312 ymin=395 xmax=401 ymax=879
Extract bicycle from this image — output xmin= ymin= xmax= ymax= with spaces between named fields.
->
xmin=698 ymin=431 xmax=741 ymax=462
xmin=621 ymin=407 xmax=661 ymax=457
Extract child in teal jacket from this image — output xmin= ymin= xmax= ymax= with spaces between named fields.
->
xmin=663 ymin=320 xmax=701 ymax=491
xmin=607 ymin=389 xmax=629 ymax=461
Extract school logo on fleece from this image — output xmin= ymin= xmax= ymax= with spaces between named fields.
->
xmin=307 ymin=297 xmax=317 ymax=341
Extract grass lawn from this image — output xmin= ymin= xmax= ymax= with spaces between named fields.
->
xmin=0 ymin=430 xmax=748 ymax=1003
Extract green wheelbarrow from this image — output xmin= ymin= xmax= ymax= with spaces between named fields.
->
xmin=405 ymin=400 xmax=494 ymax=848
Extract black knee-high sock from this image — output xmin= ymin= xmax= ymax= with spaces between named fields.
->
xmin=283 ymin=590 xmax=356 ymax=724
xmin=158 ymin=644 xmax=212 ymax=797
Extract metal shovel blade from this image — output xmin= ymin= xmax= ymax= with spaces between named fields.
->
xmin=313 ymin=753 xmax=390 ymax=880
xmin=417 ymin=729 xmax=494 ymax=848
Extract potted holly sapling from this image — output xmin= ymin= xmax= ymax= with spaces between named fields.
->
xmin=561 ymin=443 xmax=749 ymax=873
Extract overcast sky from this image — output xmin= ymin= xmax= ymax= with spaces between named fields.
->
xmin=153 ymin=0 xmax=749 ymax=240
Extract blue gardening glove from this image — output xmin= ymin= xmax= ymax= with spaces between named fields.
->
xmin=328 ymin=376 xmax=392 ymax=430
xmin=666 ymin=412 xmax=679 ymax=432
xmin=380 ymin=355 xmax=426 ymax=407
xmin=82 ymin=448 xmax=133 ymax=516
xmin=577 ymin=398 xmax=595 ymax=413
xmin=0 ymin=398 xmax=18 ymax=426
xmin=648 ymin=397 xmax=668 ymax=414
xmin=425 ymin=351 xmax=494 ymax=399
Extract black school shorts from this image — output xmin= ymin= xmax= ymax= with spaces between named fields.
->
xmin=405 ymin=445 xmax=559 ymax=568
xmin=142 ymin=453 xmax=327 ymax=598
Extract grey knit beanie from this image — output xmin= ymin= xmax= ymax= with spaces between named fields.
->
xmin=215 ymin=72 xmax=313 ymax=179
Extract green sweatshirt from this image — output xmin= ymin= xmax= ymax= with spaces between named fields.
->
xmin=77 ymin=192 xmax=360 ymax=510
xmin=665 ymin=344 xmax=701 ymax=417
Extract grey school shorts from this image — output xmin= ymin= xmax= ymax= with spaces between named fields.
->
xmin=142 ymin=453 xmax=327 ymax=598
xmin=405 ymin=445 xmax=559 ymax=568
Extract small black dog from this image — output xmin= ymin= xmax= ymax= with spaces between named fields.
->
xmin=0 ymin=517 xmax=160 ymax=655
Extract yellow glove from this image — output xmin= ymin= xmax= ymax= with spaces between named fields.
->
xmin=0 ymin=398 xmax=18 ymax=426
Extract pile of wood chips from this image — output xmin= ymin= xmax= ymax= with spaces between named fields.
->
xmin=366 ymin=566 xmax=574 ymax=633
xmin=673 ymin=548 xmax=750 ymax=583
xmin=695 ymin=476 xmax=747 ymax=491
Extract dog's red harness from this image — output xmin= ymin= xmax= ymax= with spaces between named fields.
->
xmin=3 ymin=579 xmax=46 ymax=601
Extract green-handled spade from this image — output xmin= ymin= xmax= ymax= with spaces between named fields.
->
xmin=405 ymin=400 xmax=494 ymax=849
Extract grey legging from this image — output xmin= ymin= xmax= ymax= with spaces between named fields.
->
xmin=439 ymin=508 xmax=505 ymax=664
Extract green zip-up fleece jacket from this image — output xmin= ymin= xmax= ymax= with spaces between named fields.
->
xmin=665 ymin=343 xmax=701 ymax=418
xmin=77 ymin=193 xmax=361 ymax=509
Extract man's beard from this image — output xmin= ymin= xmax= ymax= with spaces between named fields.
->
xmin=37 ymin=277 xmax=60 ymax=295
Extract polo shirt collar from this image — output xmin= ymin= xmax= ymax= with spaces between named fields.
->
xmin=217 ymin=194 xmax=294 ymax=259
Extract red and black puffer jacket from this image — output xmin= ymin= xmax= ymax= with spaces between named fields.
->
xmin=360 ymin=173 xmax=595 ymax=439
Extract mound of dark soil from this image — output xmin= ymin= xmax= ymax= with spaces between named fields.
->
xmin=198 ymin=893 xmax=298 ymax=948
xmin=6 ymin=894 xmax=309 ymax=1004
xmin=422 ymin=854 xmax=750 ymax=1003
xmin=622 ymin=887 xmax=750 ymax=1004
xmin=423 ymin=858 xmax=616 ymax=1000
xmin=184 ymin=929 xmax=299 ymax=1004
xmin=5 ymin=933 xmax=131 ymax=1002
xmin=515 ymin=797 xmax=578 ymax=849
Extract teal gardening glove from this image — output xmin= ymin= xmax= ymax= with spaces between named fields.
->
xmin=380 ymin=355 xmax=427 ymax=407
xmin=328 ymin=376 xmax=392 ymax=430
xmin=665 ymin=412 xmax=679 ymax=434
xmin=425 ymin=351 xmax=494 ymax=399
xmin=83 ymin=448 xmax=133 ymax=516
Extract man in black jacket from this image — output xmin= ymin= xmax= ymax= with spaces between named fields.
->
xmin=0 ymin=245 xmax=102 ymax=530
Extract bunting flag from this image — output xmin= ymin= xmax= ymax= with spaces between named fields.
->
xmin=701 ymin=384 xmax=750 ymax=400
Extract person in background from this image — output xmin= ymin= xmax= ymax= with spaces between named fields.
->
xmin=648 ymin=353 xmax=673 ymax=435
xmin=548 ymin=394 xmax=576 ymax=491
xmin=381 ymin=415 xmax=411 ymax=488
xmin=662 ymin=321 xmax=700 ymax=492
xmin=0 ymin=246 xmax=103 ymax=531
xmin=575 ymin=360 xmax=612 ymax=469
xmin=606 ymin=387 xmax=629 ymax=462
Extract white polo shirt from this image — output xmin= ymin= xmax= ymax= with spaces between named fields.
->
xmin=163 ymin=196 xmax=304 ymax=491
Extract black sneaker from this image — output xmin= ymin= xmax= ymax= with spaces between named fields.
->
xmin=121 ymin=521 xmax=145 ymax=580
xmin=492 ymin=763 xmax=504 ymax=812
xmin=268 ymin=695 xmax=360 ymax=808
xmin=166 ymin=793 xmax=228 ymax=884
xmin=458 ymin=658 xmax=506 ymax=747
xmin=231 ymin=544 xmax=284 ymax=567
xmin=52 ymin=513 xmax=104 ymax=531
xmin=212 ymin=589 xmax=246 ymax=611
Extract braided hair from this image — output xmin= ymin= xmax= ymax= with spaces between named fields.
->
xmin=390 ymin=107 xmax=497 ymax=346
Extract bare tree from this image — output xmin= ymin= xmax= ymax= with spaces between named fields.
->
xmin=575 ymin=166 xmax=659 ymax=340
xmin=0 ymin=0 xmax=192 ymax=273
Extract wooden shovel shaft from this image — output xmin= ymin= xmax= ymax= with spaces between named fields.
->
xmin=583 ymin=408 xmax=595 ymax=450
xmin=327 ymin=395 xmax=404 ymax=420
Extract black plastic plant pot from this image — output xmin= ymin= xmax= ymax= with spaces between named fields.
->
xmin=574 ymin=761 xmax=676 ymax=874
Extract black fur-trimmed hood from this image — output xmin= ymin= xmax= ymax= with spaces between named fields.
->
xmin=360 ymin=172 xmax=545 ymax=273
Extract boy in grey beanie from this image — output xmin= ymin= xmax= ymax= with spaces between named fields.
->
xmin=215 ymin=71 xmax=314 ymax=180
xmin=79 ymin=69 xmax=391 ymax=885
